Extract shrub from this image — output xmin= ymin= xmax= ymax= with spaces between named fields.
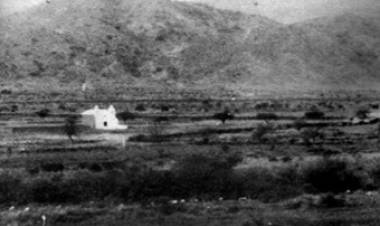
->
xmin=173 ymin=151 xmax=242 ymax=199
xmin=238 ymin=167 xmax=302 ymax=202
xmin=319 ymin=193 xmax=346 ymax=208
xmin=11 ymin=105 xmax=18 ymax=112
xmin=158 ymin=200 xmax=187 ymax=215
xmin=135 ymin=104 xmax=146 ymax=112
xmin=89 ymin=163 xmax=103 ymax=172
xmin=40 ymin=162 xmax=65 ymax=172
xmin=117 ymin=111 xmax=136 ymax=122
xmin=356 ymin=107 xmax=370 ymax=119
xmin=1 ymin=89 xmax=12 ymax=95
xmin=125 ymin=170 xmax=175 ymax=202
xmin=36 ymin=109 xmax=50 ymax=118
xmin=368 ymin=162 xmax=380 ymax=189
xmin=28 ymin=178 xmax=63 ymax=203
xmin=154 ymin=116 xmax=169 ymax=123
xmin=213 ymin=110 xmax=234 ymax=124
xmin=304 ymin=111 xmax=325 ymax=119
xmin=254 ymin=102 xmax=270 ymax=110
xmin=252 ymin=123 xmax=274 ymax=143
xmin=60 ymin=171 xmax=107 ymax=202
xmin=0 ymin=172 xmax=23 ymax=204
xmin=301 ymin=128 xmax=324 ymax=146
xmin=301 ymin=157 xmax=368 ymax=194
xmin=129 ymin=134 xmax=149 ymax=142
xmin=293 ymin=118 xmax=307 ymax=130
xmin=160 ymin=105 xmax=170 ymax=112
xmin=256 ymin=113 xmax=278 ymax=120
xmin=0 ymin=106 xmax=10 ymax=112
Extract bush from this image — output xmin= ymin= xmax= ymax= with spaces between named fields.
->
xmin=28 ymin=178 xmax=63 ymax=203
xmin=117 ymin=111 xmax=136 ymax=122
xmin=0 ymin=172 xmax=23 ymax=204
xmin=172 ymin=150 xmax=242 ymax=199
xmin=301 ymin=128 xmax=324 ymax=145
xmin=238 ymin=167 xmax=302 ymax=202
xmin=256 ymin=113 xmax=278 ymax=120
xmin=368 ymin=162 xmax=380 ymax=189
xmin=293 ymin=118 xmax=307 ymax=130
xmin=319 ymin=193 xmax=346 ymax=208
xmin=129 ymin=134 xmax=149 ymax=142
xmin=154 ymin=116 xmax=169 ymax=123
xmin=11 ymin=105 xmax=18 ymax=113
xmin=252 ymin=123 xmax=275 ymax=143
xmin=40 ymin=162 xmax=65 ymax=172
xmin=301 ymin=157 xmax=368 ymax=194
xmin=160 ymin=105 xmax=170 ymax=112
xmin=60 ymin=171 xmax=107 ymax=202
xmin=304 ymin=111 xmax=325 ymax=119
xmin=36 ymin=108 xmax=50 ymax=118
xmin=1 ymin=89 xmax=12 ymax=95
xmin=124 ymin=170 xmax=175 ymax=202
xmin=135 ymin=104 xmax=146 ymax=112
xmin=356 ymin=107 xmax=370 ymax=119
xmin=213 ymin=110 xmax=234 ymax=124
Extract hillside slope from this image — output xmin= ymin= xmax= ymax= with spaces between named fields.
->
xmin=0 ymin=0 xmax=379 ymax=95
xmin=236 ymin=13 xmax=380 ymax=91
xmin=0 ymin=0 xmax=278 ymax=93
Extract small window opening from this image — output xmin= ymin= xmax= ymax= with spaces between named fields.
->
xmin=104 ymin=121 xmax=108 ymax=127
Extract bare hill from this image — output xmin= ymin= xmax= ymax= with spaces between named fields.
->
xmin=0 ymin=0 xmax=379 ymax=95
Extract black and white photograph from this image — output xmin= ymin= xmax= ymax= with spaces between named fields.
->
xmin=1 ymin=0 xmax=380 ymax=225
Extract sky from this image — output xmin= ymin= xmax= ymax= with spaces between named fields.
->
xmin=1 ymin=0 xmax=379 ymax=23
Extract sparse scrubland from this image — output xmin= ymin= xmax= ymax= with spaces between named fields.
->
xmin=0 ymin=152 xmax=379 ymax=205
xmin=2 ymin=150 xmax=380 ymax=225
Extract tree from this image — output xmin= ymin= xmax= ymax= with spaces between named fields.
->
xmin=117 ymin=111 xmax=136 ymax=123
xmin=64 ymin=116 xmax=79 ymax=143
xmin=213 ymin=109 xmax=234 ymax=124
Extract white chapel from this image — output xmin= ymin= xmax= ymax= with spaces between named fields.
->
xmin=81 ymin=105 xmax=127 ymax=130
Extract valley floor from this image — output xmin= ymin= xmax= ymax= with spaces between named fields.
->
xmin=2 ymin=97 xmax=380 ymax=225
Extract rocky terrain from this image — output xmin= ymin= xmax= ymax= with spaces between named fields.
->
xmin=0 ymin=0 xmax=379 ymax=96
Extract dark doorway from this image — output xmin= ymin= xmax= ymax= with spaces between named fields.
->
xmin=104 ymin=121 xmax=108 ymax=127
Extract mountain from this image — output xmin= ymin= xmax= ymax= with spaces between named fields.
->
xmin=0 ymin=0 xmax=278 ymax=93
xmin=235 ymin=13 xmax=380 ymax=91
xmin=0 ymin=0 xmax=379 ymax=96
